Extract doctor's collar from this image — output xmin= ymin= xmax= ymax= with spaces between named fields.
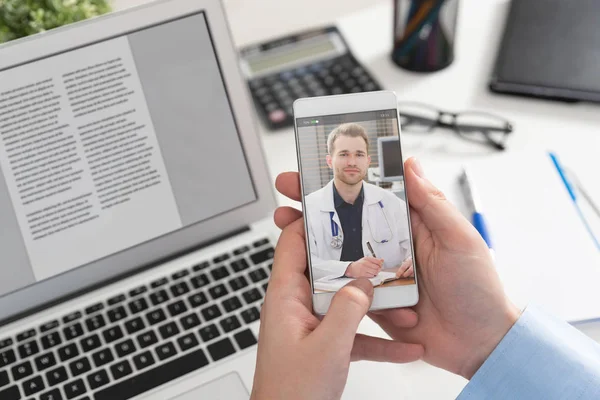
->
xmin=333 ymin=182 xmax=364 ymax=208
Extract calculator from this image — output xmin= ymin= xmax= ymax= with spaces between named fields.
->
xmin=239 ymin=26 xmax=382 ymax=130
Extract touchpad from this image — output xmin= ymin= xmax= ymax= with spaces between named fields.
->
xmin=172 ymin=372 xmax=249 ymax=400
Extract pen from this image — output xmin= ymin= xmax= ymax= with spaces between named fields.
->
xmin=459 ymin=168 xmax=494 ymax=258
xmin=366 ymin=241 xmax=377 ymax=258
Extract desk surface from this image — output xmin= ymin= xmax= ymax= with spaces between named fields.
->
xmin=116 ymin=0 xmax=600 ymax=398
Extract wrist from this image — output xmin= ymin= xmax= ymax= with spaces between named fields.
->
xmin=459 ymin=301 xmax=521 ymax=379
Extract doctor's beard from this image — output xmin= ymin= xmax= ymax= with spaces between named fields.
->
xmin=335 ymin=166 xmax=367 ymax=186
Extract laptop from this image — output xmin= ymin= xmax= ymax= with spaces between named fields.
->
xmin=0 ymin=0 xmax=279 ymax=398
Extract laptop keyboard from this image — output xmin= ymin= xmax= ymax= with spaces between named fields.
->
xmin=0 ymin=237 xmax=274 ymax=400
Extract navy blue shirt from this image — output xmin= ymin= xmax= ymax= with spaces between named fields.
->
xmin=333 ymin=183 xmax=364 ymax=262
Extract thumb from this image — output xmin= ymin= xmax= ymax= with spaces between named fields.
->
xmin=314 ymin=279 xmax=374 ymax=346
xmin=405 ymin=157 xmax=474 ymax=234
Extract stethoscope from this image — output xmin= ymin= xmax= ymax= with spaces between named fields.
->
xmin=329 ymin=201 xmax=393 ymax=249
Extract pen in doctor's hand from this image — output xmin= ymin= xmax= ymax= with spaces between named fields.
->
xmin=459 ymin=168 xmax=494 ymax=259
xmin=366 ymin=241 xmax=377 ymax=258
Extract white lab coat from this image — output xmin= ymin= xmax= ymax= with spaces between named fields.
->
xmin=305 ymin=180 xmax=412 ymax=280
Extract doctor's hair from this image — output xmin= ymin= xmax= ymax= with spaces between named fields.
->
xmin=327 ymin=123 xmax=369 ymax=154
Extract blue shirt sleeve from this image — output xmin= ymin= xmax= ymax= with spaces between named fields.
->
xmin=458 ymin=304 xmax=600 ymax=399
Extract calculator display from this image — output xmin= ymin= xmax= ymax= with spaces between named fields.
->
xmin=247 ymin=38 xmax=337 ymax=74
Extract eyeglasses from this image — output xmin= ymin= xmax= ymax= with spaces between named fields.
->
xmin=398 ymin=102 xmax=514 ymax=151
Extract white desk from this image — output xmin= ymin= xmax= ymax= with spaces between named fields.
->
xmin=116 ymin=0 xmax=600 ymax=397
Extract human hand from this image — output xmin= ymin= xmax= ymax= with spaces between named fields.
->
xmin=395 ymin=258 xmax=414 ymax=278
xmin=369 ymin=158 xmax=520 ymax=379
xmin=251 ymin=199 xmax=424 ymax=400
xmin=345 ymin=256 xmax=383 ymax=278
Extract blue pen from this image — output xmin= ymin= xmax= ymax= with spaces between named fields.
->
xmin=459 ymin=168 xmax=494 ymax=258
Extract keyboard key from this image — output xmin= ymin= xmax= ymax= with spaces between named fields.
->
xmin=128 ymin=298 xmax=149 ymax=314
xmin=80 ymin=334 xmax=101 ymax=352
xmin=40 ymin=331 xmax=61 ymax=350
xmin=188 ymin=292 xmax=208 ymax=308
xmin=115 ymin=339 xmax=136 ymax=358
xmin=57 ymin=343 xmax=78 ymax=362
xmin=192 ymin=261 xmax=210 ymax=272
xmin=124 ymin=317 xmax=145 ymax=334
xmin=201 ymin=305 xmax=222 ymax=322
xmin=11 ymin=360 xmax=33 ymax=380
xmin=146 ymin=309 xmax=167 ymax=325
xmin=233 ymin=246 xmax=250 ymax=256
xmin=149 ymin=289 xmax=169 ymax=306
xmin=150 ymin=277 xmax=168 ymax=288
xmin=62 ymin=311 xmax=81 ymax=324
xmin=22 ymin=375 xmax=44 ymax=396
xmin=0 ymin=338 xmax=13 ymax=349
xmin=155 ymin=342 xmax=177 ymax=361
xmin=158 ymin=322 xmax=179 ymax=340
xmin=172 ymin=269 xmax=189 ymax=280
xmin=199 ymin=324 xmax=220 ymax=342
xmin=180 ymin=313 xmax=201 ymax=330
xmin=16 ymin=329 xmax=36 ymax=342
xmin=85 ymin=302 xmax=104 ymax=315
xmin=230 ymin=259 xmax=250 ymax=273
xmin=208 ymin=284 xmax=228 ymax=300
xmin=40 ymin=320 xmax=59 ymax=333
xmin=34 ymin=352 xmax=56 ymax=371
xmin=18 ymin=340 xmax=39 ymax=358
xmin=241 ymin=307 xmax=261 ymax=324
xmin=220 ymin=315 xmax=241 ymax=333
xmin=63 ymin=378 xmax=85 ymax=399
xmin=0 ymin=349 xmax=16 ymax=367
xmin=207 ymin=338 xmax=236 ymax=362
xmin=234 ymin=329 xmax=257 ymax=350
xmin=167 ymin=300 xmax=188 ymax=317
xmin=39 ymin=388 xmax=62 ymax=400
xmin=92 ymin=348 xmax=114 ymax=367
xmin=110 ymin=360 xmax=133 ymax=380
xmin=190 ymin=274 xmax=209 ymax=289
xmin=242 ymin=288 xmax=263 ymax=304
xmin=263 ymin=282 xmax=269 ymax=293
xmin=94 ymin=349 xmax=209 ymax=400
xmin=222 ymin=296 xmax=243 ymax=312
xmin=87 ymin=369 xmax=109 ymax=389
xmin=46 ymin=366 xmax=68 ymax=386
xmin=253 ymin=238 xmax=269 ymax=248
xmin=63 ymin=323 xmax=83 ymax=340
xmin=249 ymin=267 xmax=269 ymax=283
xmin=133 ymin=351 xmax=155 ymax=370
xmin=137 ymin=331 xmax=158 ymax=349
xmin=69 ymin=357 xmax=91 ymax=377
xmin=170 ymin=282 xmax=190 ymax=297
xmin=129 ymin=285 xmax=147 ymax=297
xmin=107 ymin=306 xmax=127 ymax=323
xmin=228 ymin=276 xmax=249 ymax=291
xmin=0 ymin=369 xmax=8 ymax=387
xmin=213 ymin=253 xmax=230 ymax=263
xmin=210 ymin=266 xmax=230 ymax=281
xmin=102 ymin=326 xmax=124 ymax=344
xmin=177 ymin=333 xmax=199 ymax=352
xmin=0 ymin=385 xmax=20 ymax=400
xmin=107 ymin=294 xmax=126 ymax=306
xmin=250 ymin=247 xmax=275 ymax=265
xmin=85 ymin=314 xmax=106 ymax=332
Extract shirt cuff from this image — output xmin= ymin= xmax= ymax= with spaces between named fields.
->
xmin=458 ymin=304 xmax=600 ymax=399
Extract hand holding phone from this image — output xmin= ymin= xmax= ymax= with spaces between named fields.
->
xmin=293 ymin=91 xmax=419 ymax=314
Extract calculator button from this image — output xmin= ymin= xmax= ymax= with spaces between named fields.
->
xmin=352 ymin=67 xmax=364 ymax=77
xmin=314 ymin=89 xmax=327 ymax=97
xmin=268 ymin=110 xmax=287 ymax=123
xmin=265 ymin=103 xmax=279 ymax=112
xmin=332 ymin=64 xmax=343 ymax=74
xmin=358 ymin=75 xmax=370 ymax=85
xmin=323 ymin=76 xmax=335 ymax=86
xmin=332 ymin=87 xmax=344 ymax=95
xmin=272 ymin=81 xmax=284 ymax=90
xmin=255 ymin=87 xmax=268 ymax=97
xmin=288 ymin=78 xmax=300 ymax=86
xmin=249 ymin=79 xmax=263 ymax=89
xmin=259 ymin=94 xmax=274 ymax=104
xmin=364 ymin=83 xmax=377 ymax=91
xmin=280 ymin=71 xmax=294 ymax=80
xmin=339 ymin=71 xmax=350 ymax=81
xmin=344 ymin=79 xmax=356 ymax=88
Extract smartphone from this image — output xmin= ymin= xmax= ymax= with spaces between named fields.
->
xmin=293 ymin=91 xmax=418 ymax=314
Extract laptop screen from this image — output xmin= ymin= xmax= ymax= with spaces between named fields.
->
xmin=0 ymin=12 xmax=258 ymax=299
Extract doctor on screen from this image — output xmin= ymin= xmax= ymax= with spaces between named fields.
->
xmin=305 ymin=123 xmax=414 ymax=281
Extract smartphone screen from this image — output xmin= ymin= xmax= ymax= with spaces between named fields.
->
xmin=296 ymin=109 xmax=416 ymax=294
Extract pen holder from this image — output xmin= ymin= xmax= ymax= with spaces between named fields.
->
xmin=392 ymin=0 xmax=459 ymax=72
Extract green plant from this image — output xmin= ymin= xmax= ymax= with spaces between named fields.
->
xmin=0 ymin=0 xmax=112 ymax=44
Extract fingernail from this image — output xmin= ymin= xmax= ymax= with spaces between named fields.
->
xmin=412 ymin=158 xmax=425 ymax=178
